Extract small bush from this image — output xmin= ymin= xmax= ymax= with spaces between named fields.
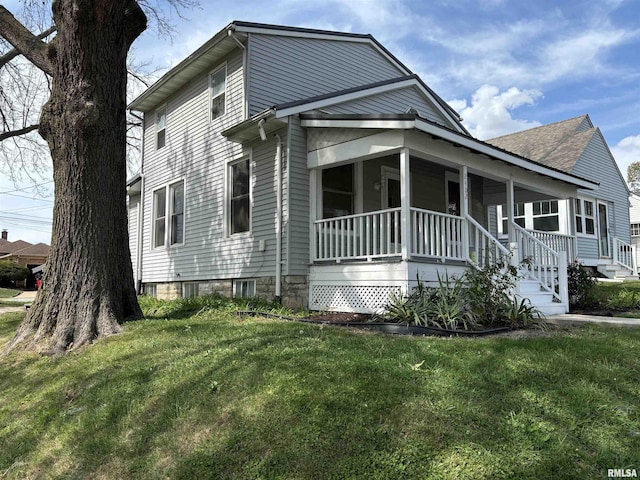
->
xmin=0 ymin=261 xmax=30 ymax=287
xmin=567 ymin=261 xmax=596 ymax=308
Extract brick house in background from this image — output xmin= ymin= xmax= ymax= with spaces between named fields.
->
xmin=0 ymin=230 xmax=50 ymax=288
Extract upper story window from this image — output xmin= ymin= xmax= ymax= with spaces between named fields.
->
xmin=229 ymin=159 xmax=250 ymax=235
xmin=156 ymin=105 xmax=166 ymax=149
xmin=632 ymin=223 xmax=640 ymax=237
xmin=210 ymin=65 xmax=226 ymax=121
xmin=575 ymin=198 xmax=595 ymax=236
xmin=153 ymin=179 xmax=185 ymax=248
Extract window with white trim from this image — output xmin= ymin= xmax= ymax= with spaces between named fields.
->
xmin=152 ymin=179 xmax=185 ymax=248
xmin=182 ymin=282 xmax=199 ymax=299
xmin=233 ymin=279 xmax=256 ymax=298
xmin=532 ymin=200 xmax=559 ymax=232
xmin=156 ymin=105 xmax=166 ymax=149
xmin=499 ymin=202 xmax=526 ymax=234
xmin=632 ymin=223 xmax=640 ymax=237
xmin=229 ymin=159 xmax=250 ymax=235
xmin=210 ymin=65 xmax=226 ymax=120
xmin=144 ymin=284 xmax=157 ymax=297
xmin=322 ymin=164 xmax=354 ymax=219
xmin=575 ymin=198 xmax=595 ymax=235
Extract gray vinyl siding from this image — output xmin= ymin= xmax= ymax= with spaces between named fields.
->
xmin=247 ymin=34 xmax=405 ymax=115
xmin=573 ymin=130 xmax=631 ymax=247
xmin=128 ymin=194 xmax=140 ymax=281
xmin=322 ymin=86 xmax=448 ymax=125
xmin=139 ymin=49 xmax=287 ymax=284
xmin=287 ymin=115 xmax=311 ymax=276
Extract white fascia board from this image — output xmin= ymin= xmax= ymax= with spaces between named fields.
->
xmin=233 ymin=24 xmax=411 ymax=76
xmin=283 ymin=78 xmax=464 ymax=134
xmin=413 ymin=118 xmax=598 ymax=191
xmin=301 ymin=118 xmax=416 ymax=130
xmin=278 ymin=80 xmax=418 ymax=119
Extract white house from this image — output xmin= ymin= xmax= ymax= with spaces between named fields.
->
xmin=488 ymin=116 xmax=635 ymax=279
xmin=127 ymin=21 xmax=616 ymax=316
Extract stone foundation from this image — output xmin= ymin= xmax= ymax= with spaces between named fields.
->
xmin=144 ymin=275 xmax=308 ymax=308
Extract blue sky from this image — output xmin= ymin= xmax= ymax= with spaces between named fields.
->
xmin=1 ymin=0 xmax=639 ymax=244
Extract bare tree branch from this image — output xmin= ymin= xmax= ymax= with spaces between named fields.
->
xmin=0 ymin=6 xmax=53 ymax=76
xmin=0 ymin=123 xmax=39 ymax=141
xmin=0 ymin=25 xmax=55 ymax=68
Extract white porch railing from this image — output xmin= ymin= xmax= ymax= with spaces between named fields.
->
xmin=613 ymin=237 xmax=637 ymax=273
xmin=512 ymin=222 xmax=568 ymax=305
xmin=410 ymin=208 xmax=464 ymax=261
xmin=313 ymin=208 xmax=402 ymax=261
xmin=529 ymin=230 xmax=575 ymax=263
xmin=466 ymin=215 xmax=510 ymax=269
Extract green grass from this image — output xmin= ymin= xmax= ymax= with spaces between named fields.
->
xmin=1 ymin=297 xmax=639 ymax=479
xmin=0 ymin=287 xmax=21 ymax=298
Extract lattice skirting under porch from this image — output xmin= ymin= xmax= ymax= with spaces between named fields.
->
xmin=309 ymin=284 xmax=401 ymax=313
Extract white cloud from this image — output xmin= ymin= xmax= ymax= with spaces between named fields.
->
xmin=449 ymin=85 xmax=543 ymax=140
xmin=611 ymin=135 xmax=640 ymax=177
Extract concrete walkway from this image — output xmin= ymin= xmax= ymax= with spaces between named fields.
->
xmin=546 ymin=314 xmax=640 ymax=328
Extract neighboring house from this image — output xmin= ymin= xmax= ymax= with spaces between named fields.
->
xmin=488 ymin=115 xmax=635 ymax=279
xmin=128 ymin=21 xmax=604 ymax=315
xmin=629 ymin=193 xmax=640 ymax=273
xmin=0 ymin=229 xmax=50 ymax=288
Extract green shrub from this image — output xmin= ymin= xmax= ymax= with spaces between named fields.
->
xmin=379 ymin=257 xmax=541 ymax=330
xmin=567 ymin=261 xmax=596 ymax=308
xmin=0 ymin=260 xmax=30 ymax=287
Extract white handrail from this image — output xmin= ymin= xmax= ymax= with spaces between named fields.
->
xmin=465 ymin=214 xmax=509 ymax=268
xmin=613 ymin=237 xmax=637 ymax=273
xmin=528 ymin=230 xmax=575 ymax=262
xmin=313 ymin=208 xmax=402 ymax=261
xmin=410 ymin=208 xmax=465 ymax=261
xmin=512 ymin=222 xmax=568 ymax=304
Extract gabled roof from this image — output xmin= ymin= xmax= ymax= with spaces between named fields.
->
xmin=487 ymin=115 xmax=593 ymax=173
xmin=9 ymin=242 xmax=50 ymax=257
xmin=129 ymin=20 xmax=413 ymax=112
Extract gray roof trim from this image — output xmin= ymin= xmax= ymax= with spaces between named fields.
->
xmin=232 ymin=21 xmax=412 ymax=76
xmin=129 ymin=20 xmax=417 ymax=112
xmin=300 ymin=113 xmax=598 ymax=190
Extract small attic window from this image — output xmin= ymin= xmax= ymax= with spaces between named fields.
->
xmin=156 ymin=105 xmax=166 ymax=149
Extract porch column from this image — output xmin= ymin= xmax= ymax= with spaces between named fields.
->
xmin=459 ymin=166 xmax=469 ymax=260
xmin=309 ymin=169 xmax=319 ymax=263
xmin=400 ymin=147 xmax=411 ymax=261
xmin=567 ymin=197 xmax=577 ymax=262
xmin=506 ymin=176 xmax=518 ymax=263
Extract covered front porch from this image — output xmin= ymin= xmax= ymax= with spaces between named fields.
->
xmin=303 ymin=114 xmax=598 ymax=314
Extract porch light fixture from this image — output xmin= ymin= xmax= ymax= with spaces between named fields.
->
xmin=373 ymin=181 xmax=381 ymax=191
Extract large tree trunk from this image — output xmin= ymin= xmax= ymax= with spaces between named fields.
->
xmin=4 ymin=0 xmax=146 ymax=354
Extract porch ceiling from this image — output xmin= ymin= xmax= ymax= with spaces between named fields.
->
xmin=301 ymin=114 xmax=598 ymax=197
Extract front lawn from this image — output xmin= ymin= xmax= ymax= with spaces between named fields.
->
xmin=0 ymin=287 xmax=21 ymax=298
xmin=1 ymin=298 xmax=639 ymax=479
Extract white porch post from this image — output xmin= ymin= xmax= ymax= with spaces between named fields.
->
xmin=506 ymin=176 xmax=518 ymax=264
xmin=459 ymin=166 xmax=469 ymax=260
xmin=567 ymin=197 xmax=577 ymax=262
xmin=400 ymin=147 xmax=411 ymax=261
xmin=309 ymin=169 xmax=319 ymax=263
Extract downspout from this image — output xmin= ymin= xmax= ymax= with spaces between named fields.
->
xmin=274 ymin=134 xmax=283 ymax=303
xmin=228 ymin=28 xmax=248 ymax=120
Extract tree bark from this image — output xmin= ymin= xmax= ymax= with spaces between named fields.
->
xmin=3 ymin=0 xmax=146 ymax=354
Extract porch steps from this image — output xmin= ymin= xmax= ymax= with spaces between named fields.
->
xmin=516 ymin=279 xmax=567 ymax=316
xmin=597 ymin=264 xmax=639 ymax=281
